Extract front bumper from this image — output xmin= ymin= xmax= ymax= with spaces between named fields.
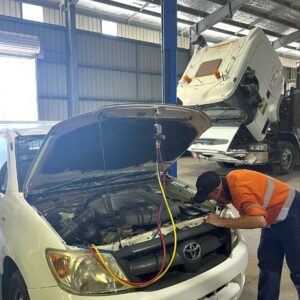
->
xmin=190 ymin=149 xmax=268 ymax=165
xmin=28 ymin=240 xmax=247 ymax=300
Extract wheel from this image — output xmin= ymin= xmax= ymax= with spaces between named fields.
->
xmin=272 ymin=141 xmax=295 ymax=175
xmin=217 ymin=161 xmax=235 ymax=168
xmin=8 ymin=271 xmax=30 ymax=300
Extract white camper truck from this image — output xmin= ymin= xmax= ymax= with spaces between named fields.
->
xmin=177 ymin=27 xmax=300 ymax=174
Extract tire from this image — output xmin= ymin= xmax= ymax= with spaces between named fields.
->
xmin=8 ymin=271 xmax=30 ymax=300
xmin=272 ymin=141 xmax=295 ymax=175
xmin=217 ymin=161 xmax=235 ymax=168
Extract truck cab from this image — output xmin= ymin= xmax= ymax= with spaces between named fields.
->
xmin=177 ymin=27 xmax=300 ymax=174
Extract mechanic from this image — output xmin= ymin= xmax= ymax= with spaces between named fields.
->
xmin=193 ymin=169 xmax=300 ymax=300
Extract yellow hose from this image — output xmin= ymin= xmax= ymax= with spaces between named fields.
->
xmin=92 ymin=143 xmax=177 ymax=287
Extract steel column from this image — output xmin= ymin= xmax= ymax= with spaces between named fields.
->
xmin=161 ymin=0 xmax=177 ymax=177
xmin=65 ymin=0 xmax=79 ymax=117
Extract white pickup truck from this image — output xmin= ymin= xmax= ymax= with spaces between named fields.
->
xmin=177 ymin=27 xmax=300 ymax=174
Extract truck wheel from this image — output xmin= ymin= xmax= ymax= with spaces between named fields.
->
xmin=272 ymin=141 xmax=295 ymax=175
xmin=8 ymin=270 xmax=30 ymax=300
xmin=217 ymin=162 xmax=235 ymax=168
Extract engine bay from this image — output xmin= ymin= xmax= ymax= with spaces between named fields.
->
xmin=34 ymin=179 xmax=211 ymax=247
xmin=33 ymin=178 xmax=234 ymax=280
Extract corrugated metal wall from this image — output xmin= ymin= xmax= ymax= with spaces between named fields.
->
xmin=43 ymin=7 xmax=189 ymax=49
xmin=77 ymin=30 xmax=189 ymax=107
xmin=43 ymin=7 xmax=64 ymax=26
xmin=117 ymin=23 xmax=190 ymax=49
xmin=0 ymin=14 xmax=190 ymax=120
xmin=0 ymin=0 xmax=20 ymax=18
xmin=43 ymin=7 xmax=189 ymax=48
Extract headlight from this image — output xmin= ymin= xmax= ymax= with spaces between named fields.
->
xmin=219 ymin=208 xmax=239 ymax=248
xmin=249 ymin=143 xmax=268 ymax=151
xmin=46 ymin=249 xmax=130 ymax=295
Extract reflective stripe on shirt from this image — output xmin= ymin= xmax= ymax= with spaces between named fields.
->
xmin=276 ymin=188 xmax=296 ymax=221
xmin=263 ymin=176 xmax=275 ymax=207
xmin=263 ymin=176 xmax=295 ymax=222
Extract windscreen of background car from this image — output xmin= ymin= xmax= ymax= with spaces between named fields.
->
xmin=15 ymin=135 xmax=45 ymax=191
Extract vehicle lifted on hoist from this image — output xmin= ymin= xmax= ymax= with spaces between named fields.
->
xmin=0 ymin=104 xmax=247 ymax=300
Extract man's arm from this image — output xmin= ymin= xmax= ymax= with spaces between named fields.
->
xmin=206 ymin=213 xmax=267 ymax=229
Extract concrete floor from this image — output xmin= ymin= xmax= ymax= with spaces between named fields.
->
xmin=177 ymin=157 xmax=300 ymax=300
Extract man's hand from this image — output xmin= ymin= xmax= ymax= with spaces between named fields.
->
xmin=206 ymin=213 xmax=223 ymax=227
xmin=206 ymin=213 xmax=267 ymax=229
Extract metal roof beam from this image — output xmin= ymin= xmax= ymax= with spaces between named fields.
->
xmin=273 ymin=30 xmax=300 ymax=49
xmin=90 ymin=0 xmax=243 ymax=37
xmin=142 ymin=0 xmax=289 ymax=42
xmin=91 ymin=0 xmax=161 ymax=19
xmin=208 ymin=0 xmax=300 ymax=30
xmin=269 ymin=0 xmax=300 ymax=13
xmin=20 ymin=0 xmax=300 ymax=51
xmin=87 ymin=0 xmax=298 ymax=52
xmin=20 ymin=0 xmax=59 ymax=8
xmin=191 ymin=0 xmax=250 ymax=34
xmin=240 ymin=5 xmax=300 ymax=31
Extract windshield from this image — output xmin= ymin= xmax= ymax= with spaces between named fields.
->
xmin=202 ymin=105 xmax=246 ymax=123
xmin=15 ymin=135 xmax=45 ymax=191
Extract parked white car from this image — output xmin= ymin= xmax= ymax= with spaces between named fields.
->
xmin=0 ymin=104 xmax=247 ymax=300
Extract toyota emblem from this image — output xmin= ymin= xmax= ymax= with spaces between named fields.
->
xmin=183 ymin=242 xmax=201 ymax=261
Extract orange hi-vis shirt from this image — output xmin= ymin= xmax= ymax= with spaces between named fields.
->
xmin=226 ymin=169 xmax=296 ymax=225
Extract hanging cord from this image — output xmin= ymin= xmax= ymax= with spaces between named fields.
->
xmin=88 ymin=140 xmax=178 ymax=287
xmin=98 ymin=116 xmax=123 ymax=249
xmin=87 ymin=147 xmax=167 ymax=287
xmin=88 ymin=186 xmax=167 ymax=287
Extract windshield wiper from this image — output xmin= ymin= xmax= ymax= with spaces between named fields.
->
xmin=105 ymin=170 xmax=155 ymax=183
xmin=27 ymin=174 xmax=108 ymax=197
xmin=28 ymin=170 xmax=156 ymax=201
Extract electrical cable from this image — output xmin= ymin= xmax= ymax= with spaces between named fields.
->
xmin=88 ymin=139 xmax=178 ymax=287
xmin=87 ymin=151 xmax=167 ymax=287
xmin=87 ymin=178 xmax=167 ymax=288
xmin=98 ymin=118 xmax=123 ymax=249
xmin=87 ymin=144 xmax=167 ymax=287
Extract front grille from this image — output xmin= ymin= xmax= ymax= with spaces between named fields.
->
xmin=113 ymin=223 xmax=232 ymax=290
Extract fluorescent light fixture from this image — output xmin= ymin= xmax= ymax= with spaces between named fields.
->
xmin=276 ymin=47 xmax=292 ymax=53
xmin=286 ymin=49 xmax=300 ymax=58
xmin=288 ymin=42 xmax=300 ymax=48
xmin=266 ymin=35 xmax=277 ymax=42
xmin=202 ymin=29 xmax=232 ymax=40
xmin=213 ymin=22 xmax=243 ymax=33
xmin=207 ymin=42 xmax=216 ymax=46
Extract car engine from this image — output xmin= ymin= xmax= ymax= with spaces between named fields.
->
xmin=34 ymin=179 xmax=233 ymax=284
xmin=34 ymin=180 xmax=209 ymax=246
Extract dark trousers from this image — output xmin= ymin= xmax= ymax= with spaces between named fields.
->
xmin=257 ymin=191 xmax=300 ymax=300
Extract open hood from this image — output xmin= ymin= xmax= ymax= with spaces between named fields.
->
xmin=24 ymin=104 xmax=210 ymax=196
xmin=189 ymin=126 xmax=240 ymax=153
